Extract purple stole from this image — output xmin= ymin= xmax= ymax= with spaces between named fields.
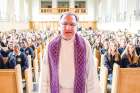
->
xmin=48 ymin=34 xmax=86 ymax=93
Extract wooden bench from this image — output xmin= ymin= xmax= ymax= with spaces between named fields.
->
xmin=111 ymin=64 xmax=140 ymax=93
xmin=25 ymin=55 xmax=33 ymax=93
xmin=100 ymin=54 xmax=108 ymax=93
xmin=93 ymin=48 xmax=101 ymax=69
xmin=24 ymin=68 xmax=33 ymax=93
xmin=100 ymin=66 xmax=108 ymax=93
xmin=0 ymin=65 xmax=23 ymax=93
xmin=33 ymin=57 xmax=39 ymax=82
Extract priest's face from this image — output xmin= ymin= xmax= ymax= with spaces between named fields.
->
xmin=60 ymin=14 xmax=77 ymax=40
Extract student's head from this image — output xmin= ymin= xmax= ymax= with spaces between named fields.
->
xmin=8 ymin=40 xmax=14 ymax=50
xmin=14 ymin=44 xmax=20 ymax=54
xmin=108 ymin=40 xmax=118 ymax=53
xmin=103 ymin=40 xmax=109 ymax=49
xmin=59 ymin=12 xmax=78 ymax=40
xmin=127 ymin=42 xmax=135 ymax=54
xmin=119 ymin=39 xmax=127 ymax=48
xmin=22 ymin=39 xmax=28 ymax=48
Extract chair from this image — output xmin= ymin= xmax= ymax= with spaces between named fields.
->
xmin=111 ymin=63 xmax=140 ymax=93
xmin=0 ymin=65 xmax=23 ymax=93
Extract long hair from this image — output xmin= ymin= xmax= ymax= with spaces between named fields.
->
xmin=108 ymin=40 xmax=120 ymax=62
xmin=121 ymin=42 xmax=139 ymax=64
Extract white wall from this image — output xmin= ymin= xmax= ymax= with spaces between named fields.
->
xmin=97 ymin=0 xmax=140 ymax=33
xmin=0 ymin=22 xmax=29 ymax=31
xmin=0 ymin=0 xmax=97 ymax=31
xmin=0 ymin=0 xmax=31 ymax=31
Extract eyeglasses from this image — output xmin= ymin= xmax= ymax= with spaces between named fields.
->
xmin=61 ymin=22 xmax=77 ymax=27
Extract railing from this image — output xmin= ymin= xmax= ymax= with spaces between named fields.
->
xmin=30 ymin=21 xmax=95 ymax=31
xmin=40 ymin=8 xmax=87 ymax=14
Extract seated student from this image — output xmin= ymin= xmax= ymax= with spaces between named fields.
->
xmin=104 ymin=40 xmax=121 ymax=83
xmin=0 ymin=50 xmax=16 ymax=69
xmin=135 ymin=45 xmax=140 ymax=56
xmin=20 ymin=39 xmax=34 ymax=60
xmin=0 ymin=38 xmax=7 ymax=47
xmin=9 ymin=44 xmax=29 ymax=77
xmin=27 ymin=38 xmax=35 ymax=51
xmin=135 ymin=37 xmax=140 ymax=56
xmin=0 ymin=52 xmax=6 ymax=68
xmin=100 ymin=39 xmax=109 ymax=54
xmin=120 ymin=42 xmax=140 ymax=68
xmin=93 ymin=37 xmax=103 ymax=68
xmin=118 ymin=39 xmax=127 ymax=54
xmin=104 ymin=40 xmax=121 ymax=73
xmin=7 ymin=40 xmax=14 ymax=54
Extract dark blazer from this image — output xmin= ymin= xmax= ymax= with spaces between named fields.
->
xmin=0 ymin=50 xmax=16 ymax=69
xmin=9 ymin=52 xmax=29 ymax=71
xmin=104 ymin=53 xmax=120 ymax=74
xmin=120 ymin=54 xmax=140 ymax=68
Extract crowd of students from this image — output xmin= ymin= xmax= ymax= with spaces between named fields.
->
xmin=0 ymin=28 xmax=140 ymax=92
xmin=0 ymin=30 xmax=45 ymax=78
xmin=80 ymin=29 xmax=140 ymax=84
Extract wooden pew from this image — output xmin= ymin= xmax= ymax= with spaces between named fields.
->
xmin=99 ymin=54 xmax=108 ymax=93
xmin=25 ymin=55 xmax=33 ymax=93
xmin=34 ymin=45 xmax=43 ymax=81
xmin=0 ymin=65 xmax=23 ymax=93
xmin=100 ymin=54 xmax=105 ymax=67
xmin=32 ymin=48 xmax=40 ymax=82
xmin=27 ymin=55 xmax=32 ymax=72
xmin=24 ymin=68 xmax=33 ymax=93
xmin=33 ymin=57 xmax=39 ymax=82
xmin=111 ymin=64 xmax=140 ymax=93
xmin=93 ymin=48 xmax=101 ymax=69
xmin=100 ymin=66 xmax=108 ymax=93
xmin=39 ymin=51 xmax=43 ymax=72
xmin=37 ymin=45 xmax=43 ymax=71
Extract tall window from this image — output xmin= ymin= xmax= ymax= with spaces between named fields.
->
xmin=41 ymin=0 xmax=52 ymax=8
xmin=75 ymin=1 xmax=86 ymax=8
xmin=74 ymin=1 xmax=86 ymax=13
xmin=58 ymin=1 xmax=69 ymax=8
xmin=57 ymin=1 xmax=69 ymax=13
xmin=0 ymin=0 xmax=8 ymax=21
xmin=41 ymin=0 xmax=52 ymax=13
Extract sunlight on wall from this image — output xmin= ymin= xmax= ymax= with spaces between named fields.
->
xmin=97 ymin=21 xmax=140 ymax=33
xmin=0 ymin=0 xmax=8 ymax=20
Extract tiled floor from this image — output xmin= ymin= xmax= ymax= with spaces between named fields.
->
xmin=107 ymin=83 xmax=112 ymax=93
xmin=23 ymin=82 xmax=39 ymax=93
xmin=33 ymin=82 xmax=39 ymax=93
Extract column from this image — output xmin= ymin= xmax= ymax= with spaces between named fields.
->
xmin=0 ymin=0 xmax=8 ymax=20
xmin=14 ymin=0 xmax=25 ymax=22
xmin=52 ymin=0 xmax=57 ymax=13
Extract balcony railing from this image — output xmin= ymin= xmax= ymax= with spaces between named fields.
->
xmin=40 ymin=8 xmax=87 ymax=14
